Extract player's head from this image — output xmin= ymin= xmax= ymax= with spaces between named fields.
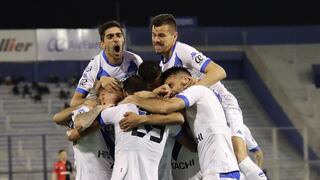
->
xmin=98 ymin=20 xmax=125 ymax=61
xmin=122 ymin=75 xmax=148 ymax=96
xmin=58 ymin=149 xmax=67 ymax=161
xmin=161 ymin=67 xmax=192 ymax=95
xmin=138 ymin=60 xmax=162 ymax=90
xmin=97 ymin=85 xmax=123 ymax=106
xmin=150 ymin=13 xmax=178 ymax=56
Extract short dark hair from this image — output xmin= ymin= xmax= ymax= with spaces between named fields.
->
xmin=58 ymin=149 xmax=66 ymax=154
xmin=98 ymin=20 xmax=123 ymax=41
xmin=150 ymin=13 xmax=177 ymax=31
xmin=161 ymin=67 xmax=191 ymax=83
xmin=138 ymin=61 xmax=161 ymax=83
xmin=123 ymin=75 xmax=147 ymax=95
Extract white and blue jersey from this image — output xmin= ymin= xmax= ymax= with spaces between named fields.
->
xmin=99 ymin=103 xmax=182 ymax=180
xmin=160 ymin=41 xmax=211 ymax=81
xmin=176 ymin=85 xmax=239 ymax=178
xmin=72 ymin=106 xmax=114 ymax=180
xmin=75 ymin=50 xmax=143 ymax=96
xmin=159 ymin=41 xmax=244 ymax=140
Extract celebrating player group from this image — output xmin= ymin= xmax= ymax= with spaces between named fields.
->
xmin=53 ymin=13 xmax=267 ymax=180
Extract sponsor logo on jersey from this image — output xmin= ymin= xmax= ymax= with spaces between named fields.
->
xmin=194 ymin=54 xmax=204 ymax=64
xmin=236 ymin=130 xmax=243 ymax=135
xmin=171 ymin=159 xmax=195 ymax=169
xmin=195 ymin=133 xmax=203 ymax=143
xmin=97 ymin=150 xmax=112 ymax=159
xmin=85 ymin=66 xmax=92 ymax=72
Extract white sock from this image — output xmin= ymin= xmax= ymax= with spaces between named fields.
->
xmin=239 ymin=157 xmax=267 ymax=180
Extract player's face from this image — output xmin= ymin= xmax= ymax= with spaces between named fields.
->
xmin=101 ymin=27 xmax=125 ymax=61
xmin=152 ymin=25 xmax=177 ymax=57
xmin=164 ymin=73 xmax=188 ymax=96
xmin=59 ymin=151 xmax=67 ymax=161
xmin=98 ymin=88 xmax=123 ymax=105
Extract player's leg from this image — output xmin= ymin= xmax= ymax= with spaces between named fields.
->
xmin=222 ymin=94 xmax=267 ymax=180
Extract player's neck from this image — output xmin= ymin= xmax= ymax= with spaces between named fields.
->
xmin=163 ymin=41 xmax=177 ymax=62
xmin=105 ymin=51 xmax=123 ymax=65
xmin=162 ymin=50 xmax=173 ymax=63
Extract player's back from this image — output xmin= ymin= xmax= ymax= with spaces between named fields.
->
xmin=72 ymin=106 xmax=114 ymax=180
xmin=181 ymin=85 xmax=228 ymax=136
xmin=178 ymin=85 xmax=239 ymax=176
xmin=100 ymin=103 xmax=177 ymax=180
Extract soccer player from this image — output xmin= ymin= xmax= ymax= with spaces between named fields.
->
xmin=134 ymin=61 xmax=267 ymax=179
xmin=53 ymin=82 xmax=119 ymax=180
xmin=122 ymin=67 xmax=240 ymax=180
xmin=148 ymin=13 xmax=267 ymax=180
xmin=70 ymin=20 xmax=143 ymax=106
xmin=52 ymin=149 xmax=74 ymax=180
xmin=75 ymin=75 xmax=196 ymax=180
xmin=135 ymin=60 xmax=200 ymax=180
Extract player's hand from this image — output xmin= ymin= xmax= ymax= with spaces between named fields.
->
xmin=254 ymin=150 xmax=264 ymax=168
xmin=66 ymin=128 xmax=81 ymax=142
xmin=119 ymin=95 xmax=138 ymax=105
xmin=185 ymin=78 xmax=198 ymax=88
xmin=134 ymin=91 xmax=158 ymax=98
xmin=153 ymin=84 xmax=172 ymax=98
xmin=119 ymin=112 xmax=146 ymax=131
xmin=100 ymin=76 xmax=122 ymax=93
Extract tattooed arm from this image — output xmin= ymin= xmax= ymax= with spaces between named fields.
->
xmin=74 ymin=105 xmax=107 ymax=132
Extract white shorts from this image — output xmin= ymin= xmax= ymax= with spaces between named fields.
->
xmin=220 ymin=93 xmax=245 ymax=140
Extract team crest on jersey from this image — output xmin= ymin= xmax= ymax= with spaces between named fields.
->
xmin=80 ymin=79 xmax=88 ymax=86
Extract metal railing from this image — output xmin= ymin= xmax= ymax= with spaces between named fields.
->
xmin=0 ymin=133 xmax=72 ymax=180
xmin=0 ymin=127 xmax=319 ymax=180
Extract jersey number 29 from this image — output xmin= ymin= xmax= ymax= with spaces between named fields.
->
xmin=131 ymin=125 xmax=165 ymax=143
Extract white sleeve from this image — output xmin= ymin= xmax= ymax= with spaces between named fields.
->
xmin=176 ymin=85 xmax=205 ymax=107
xmin=99 ymin=104 xmax=138 ymax=126
xmin=133 ymin=53 xmax=143 ymax=67
xmin=243 ymin=124 xmax=260 ymax=152
xmin=177 ymin=43 xmax=212 ymax=73
xmin=75 ymin=57 xmax=100 ymax=96
xmin=71 ymin=106 xmax=90 ymax=122
xmin=99 ymin=106 xmax=120 ymax=126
